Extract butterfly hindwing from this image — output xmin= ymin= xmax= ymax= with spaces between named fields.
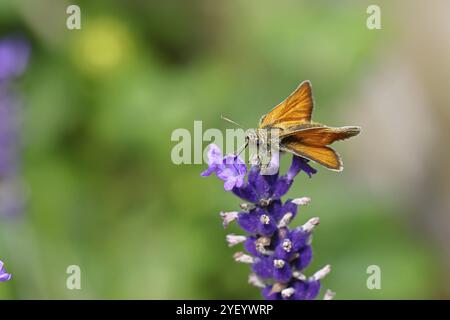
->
xmin=281 ymin=140 xmax=343 ymax=171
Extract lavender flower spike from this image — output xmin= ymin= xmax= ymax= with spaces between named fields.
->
xmin=0 ymin=260 xmax=12 ymax=282
xmin=202 ymin=143 xmax=333 ymax=300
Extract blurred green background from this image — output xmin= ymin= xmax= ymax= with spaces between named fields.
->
xmin=1 ymin=0 xmax=449 ymax=299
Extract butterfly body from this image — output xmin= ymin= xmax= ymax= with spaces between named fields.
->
xmin=250 ymin=80 xmax=360 ymax=172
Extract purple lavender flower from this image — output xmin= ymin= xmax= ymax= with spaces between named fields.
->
xmin=201 ymin=144 xmax=247 ymax=191
xmin=0 ymin=260 xmax=12 ymax=282
xmin=202 ymin=144 xmax=334 ymax=300
xmin=0 ymin=36 xmax=30 ymax=81
xmin=0 ymin=35 xmax=30 ymax=218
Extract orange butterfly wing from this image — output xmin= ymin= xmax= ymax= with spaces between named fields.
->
xmin=280 ymin=126 xmax=361 ymax=171
xmin=281 ymin=141 xmax=343 ymax=171
xmin=258 ymin=80 xmax=360 ymax=171
xmin=259 ymin=80 xmax=313 ymax=130
xmin=281 ymin=126 xmax=361 ymax=144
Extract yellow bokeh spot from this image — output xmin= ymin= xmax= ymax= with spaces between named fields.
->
xmin=72 ymin=17 xmax=133 ymax=75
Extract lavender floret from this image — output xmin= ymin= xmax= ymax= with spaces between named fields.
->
xmin=0 ymin=260 xmax=12 ymax=282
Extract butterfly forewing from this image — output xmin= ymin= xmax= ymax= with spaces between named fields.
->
xmin=259 ymin=80 xmax=314 ymax=130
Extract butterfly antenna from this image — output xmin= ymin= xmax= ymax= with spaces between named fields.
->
xmin=220 ymin=115 xmax=249 ymax=156
xmin=220 ymin=115 xmax=245 ymax=129
xmin=235 ymin=141 xmax=248 ymax=157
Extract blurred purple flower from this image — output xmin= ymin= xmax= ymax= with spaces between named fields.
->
xmin=201 ymin=144 xmax=333 ymax=300
xmin=0 ymin=89 xmax=20 ymax=178
xmin=0 ymin=35 xmax=30 ymax=218
xmin=0 ymin=260 xmax=12 ymax=282
xmin=0 ymin=36 xmax=30 ymax=81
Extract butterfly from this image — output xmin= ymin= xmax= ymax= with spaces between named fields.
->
xmin=252 ymin=80 xmax=360 ymax=172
